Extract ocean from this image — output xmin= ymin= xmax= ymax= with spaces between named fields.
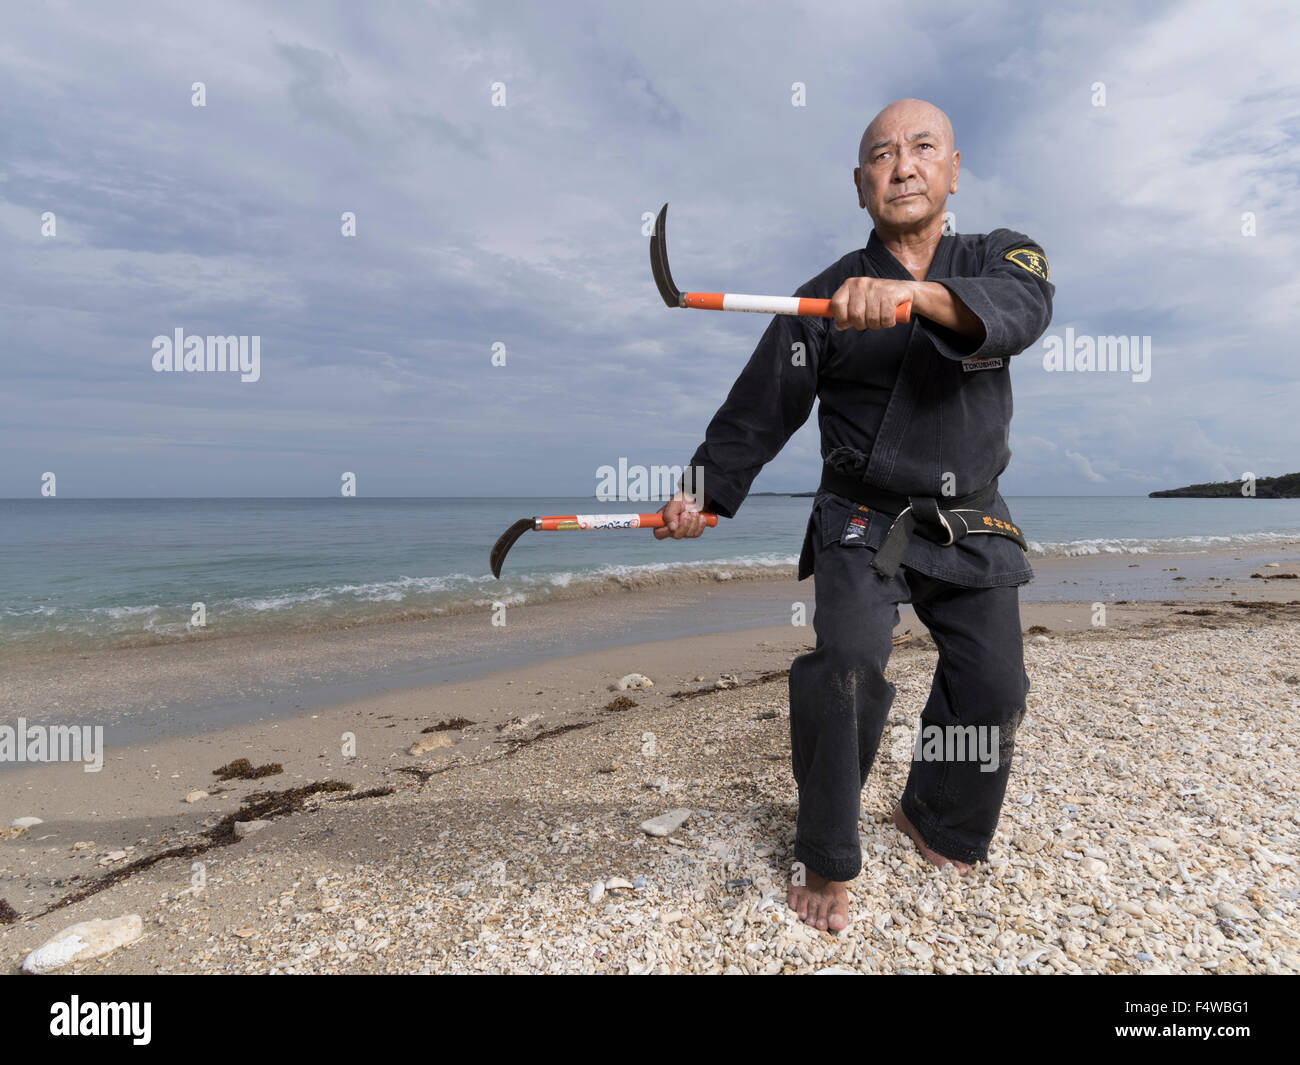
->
xmin=3 ymin=495 xmax=1298 ymax=654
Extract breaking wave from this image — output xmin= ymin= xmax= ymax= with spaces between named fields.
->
xmin=1027 ymin=529 xmax=1300 ymax=558
xmin=0 ymin=554 xmax=801 ymax=655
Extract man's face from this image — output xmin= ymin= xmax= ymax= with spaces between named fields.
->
xmin=854 ymin=108 xmax=959 ymax=233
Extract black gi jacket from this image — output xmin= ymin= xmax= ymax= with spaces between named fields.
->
xmin=686 ymin=227 xmax=1055 ymax=589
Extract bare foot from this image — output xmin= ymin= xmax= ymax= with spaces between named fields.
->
xmin=892 ymin=804 xmax=974 ymax=875
xmin=787 ymin=870 xmax=850 ymax=932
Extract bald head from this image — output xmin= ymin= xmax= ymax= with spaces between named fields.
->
xmin=853 ymin=98 xmax=960 ymax=239
xmin=859 ymin=98 xmax=954 ymax=169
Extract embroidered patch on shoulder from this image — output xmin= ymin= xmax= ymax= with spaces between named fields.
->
xmin=1004 ymin=248 xmax=1049 ymax=281
xmin=962 ymin=357 xmax=1005 ymax=372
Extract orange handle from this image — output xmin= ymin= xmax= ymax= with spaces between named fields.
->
xmin=801 ymin=297 xmax=911 ymax=323
xmin=642 ymin=512 xmax=719 ymax=529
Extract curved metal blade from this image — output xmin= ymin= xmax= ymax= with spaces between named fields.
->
xmin=649 ymin=202 xmax=682 ymax=308
xmin=489 ymin=517 xmax=536 ymax=578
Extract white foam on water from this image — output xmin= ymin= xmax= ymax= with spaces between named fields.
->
xmin=1028 ymin=529 xmax=1300 ymax=558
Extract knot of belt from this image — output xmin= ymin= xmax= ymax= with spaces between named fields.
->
xmin=818 ymin=467 xmax=1028 ymax=578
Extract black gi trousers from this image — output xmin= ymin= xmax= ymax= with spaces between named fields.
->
xmin=789 ymin=496 xmax=1031 ymax=881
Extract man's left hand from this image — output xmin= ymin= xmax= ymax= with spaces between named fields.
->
xmin=828 ymin=277 xmax=916 ymax=331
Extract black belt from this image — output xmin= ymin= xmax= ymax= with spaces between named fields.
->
xmin=818 ymin=466 xmax=1028 ymax=578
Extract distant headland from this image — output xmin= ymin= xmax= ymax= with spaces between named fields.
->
xmin=1149 ymin=473 xmax=1299 ymax=498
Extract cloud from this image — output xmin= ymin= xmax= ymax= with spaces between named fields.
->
xmin=276 ymin=42 xmax=366 ymax=142
xmin=1065 ymin=450 xmax=1107 ymax=483
xmin=1 ymin=0 xmax=1296 ymax=497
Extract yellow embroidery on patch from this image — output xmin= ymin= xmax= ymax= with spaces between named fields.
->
xmin=1004 ymin=248 xmax=1050 ymax=281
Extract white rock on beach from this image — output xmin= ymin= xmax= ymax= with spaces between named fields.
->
xmin=1144 ymin=836 xmax=1178 ymax=855
xmin=408 ymin=733 xmax=453 ymax=755
xmin=497 ymin=714 xmax=541 ymax=735
xmin=1080 ymin=857 xmax=1108 ymax=877
xmin=907 ymin=940 xmax=935 ymax=963
xmin=641 ymin=808 xmax=692 ymax=837
xmin=184 ymin=791 xmax=208 ymax=804
xmin=22 ymin=915 xmax=143 ymax=974
xmin=234 ymin=819 xmax=269 ymax=839
xmin=11 ymin=816 xmax=43 ymax=829
xmin=613 ymin=673 xmax=654 ymax=691
xmin=1215 ymin=901 xmax=1257 ymax=922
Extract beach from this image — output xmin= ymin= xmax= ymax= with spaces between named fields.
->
xmin=2 ymin=542 xmax=1299 ymax=973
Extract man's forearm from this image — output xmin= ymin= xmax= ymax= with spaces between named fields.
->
xmin=908 ymin=281 xmax=985 ymax=341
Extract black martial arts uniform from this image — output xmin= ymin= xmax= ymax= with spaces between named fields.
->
xmin=684 ymin=227 xmax=1054 ymax=881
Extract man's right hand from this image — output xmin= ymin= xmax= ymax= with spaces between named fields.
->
xmin=654 ymin=493 xmax=711 ymax=540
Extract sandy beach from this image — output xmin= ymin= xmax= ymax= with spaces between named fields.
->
xmin=2 ymin=543 xmax=1298 ymax=974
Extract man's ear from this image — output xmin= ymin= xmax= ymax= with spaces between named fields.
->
xmin=950 ymin=149 xmax=960 ymax=195
xmin=853 ymin=167 xmax=867 ymax=209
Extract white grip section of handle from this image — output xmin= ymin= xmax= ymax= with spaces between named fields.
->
xmin=721 ymin=293 xmax=802 ymax=314
xmin=574 ymin=514 xmax=642 ymax=529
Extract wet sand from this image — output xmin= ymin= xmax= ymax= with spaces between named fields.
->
xmin=1 ymin=539 xmax=1295 ymax=741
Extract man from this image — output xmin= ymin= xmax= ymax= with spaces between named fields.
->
xmin=656 ymin=99 xmax=1054 ymax=932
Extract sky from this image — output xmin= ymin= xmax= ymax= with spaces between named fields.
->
xmin=2 ymin=0 xmax=1297 ymax=498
